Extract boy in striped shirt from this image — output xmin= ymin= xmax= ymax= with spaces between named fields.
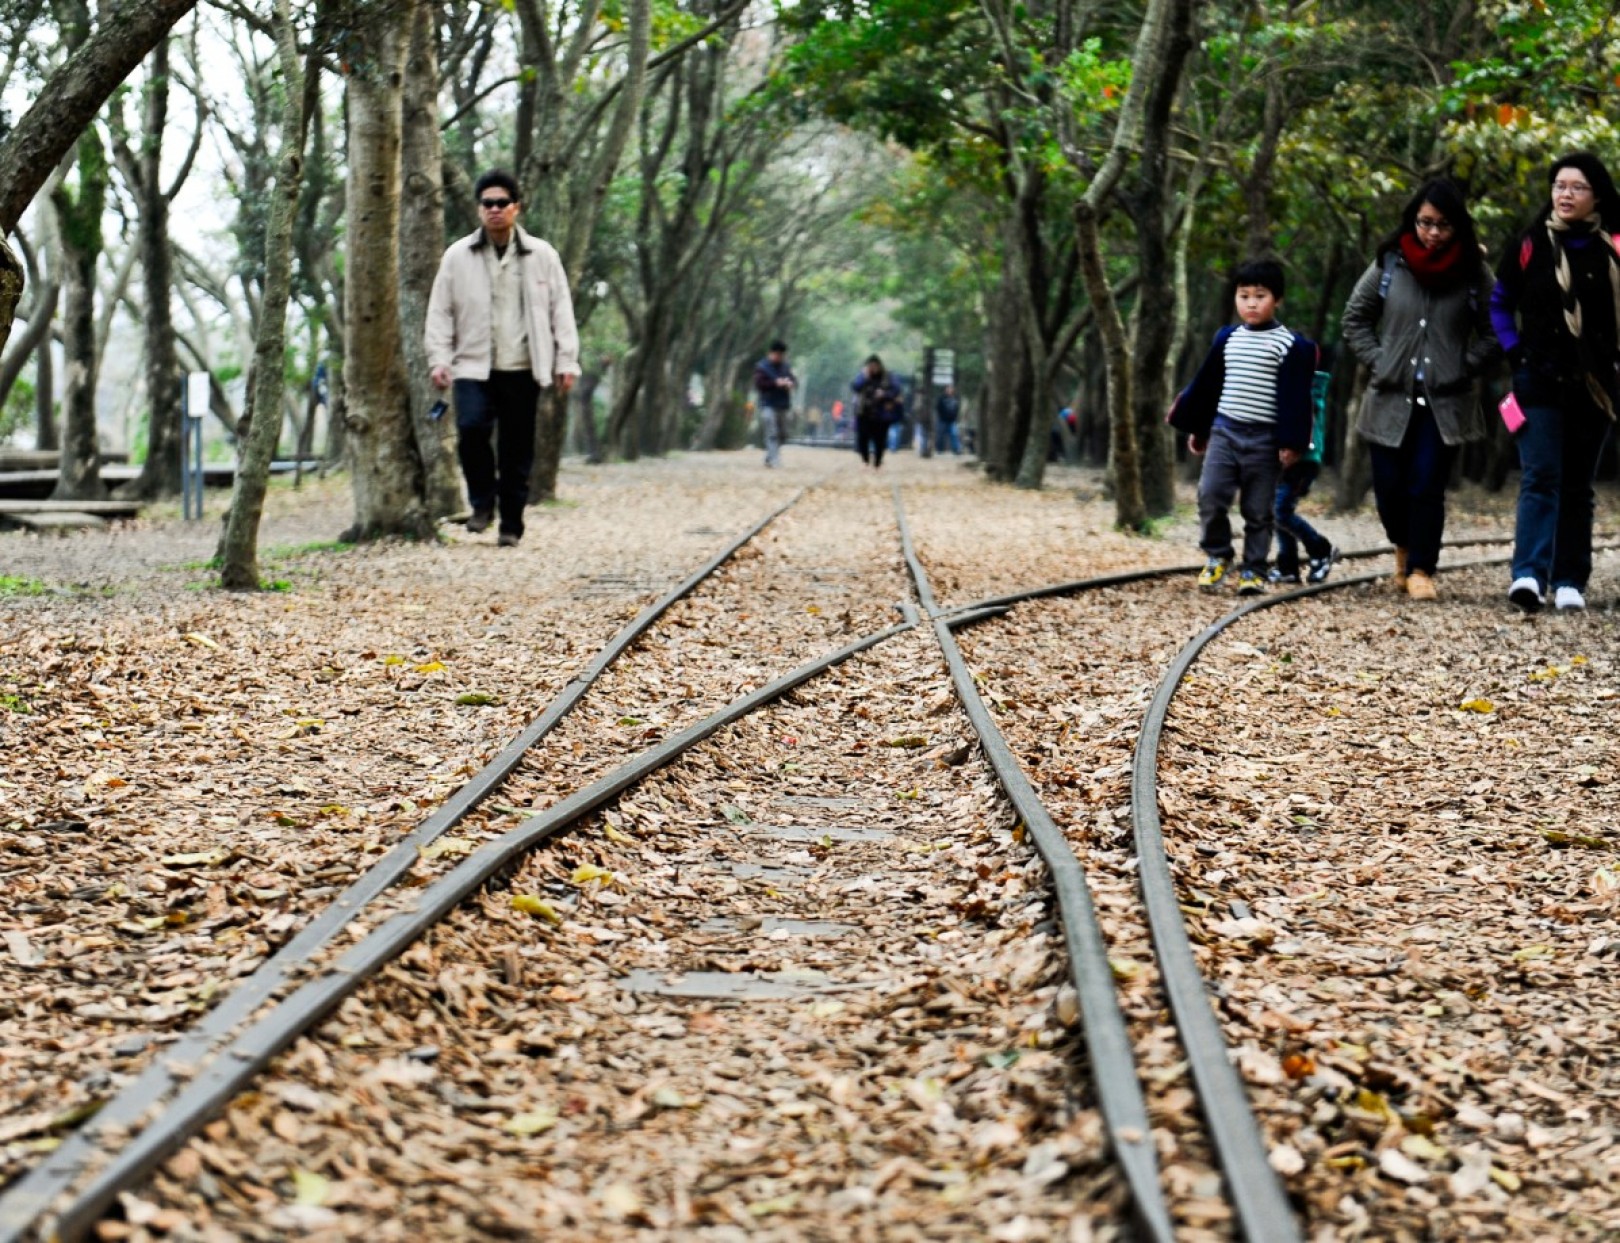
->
xmin=1168 ymin=259 xmax=1320 ymax=594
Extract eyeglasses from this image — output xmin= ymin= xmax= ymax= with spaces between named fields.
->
xmin=1552 ymin=182 xmax=1593 ymax=197
xmin=479 ymin=197 xmax=514 ymax=210
xmin=1414 ymin=217 xmax=1453 ymax=234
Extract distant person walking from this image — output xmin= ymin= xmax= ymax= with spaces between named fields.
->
xmin=852 ymin=355 xmax=901 ymax=469
xmin=1342 ymin=179 xmax=1496 ymax=600
xmin=752 ymin=340 xmax=796 ymax=468
xmin=426 ymin=168 xmax=579 ymax=546
xmin=935 ymin=385 xmax=962 ymax=454
xmin=1491 ymin=152 xmax=1620 ymax=612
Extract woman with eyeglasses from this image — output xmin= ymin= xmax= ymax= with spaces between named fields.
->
xmin=1491 ymin=152 xmax=1620 ymax=612
xmin=1342 ymin=179 xmax=1498 ymax=600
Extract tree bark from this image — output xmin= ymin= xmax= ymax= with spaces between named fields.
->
xmin=218 ymin=0 xmax=310 ymax=589
xmin=342 ymin=6 xmax=432 ymax=541
xmin=123 ymin=38 xmax=184 ymax=499
xmin=0 ymin=0 xmax=199 ymax=354
xmin=399 ymin=0 xmax=460 ymax=518
xmin=50 ymin=126 xmax=108 ymax=503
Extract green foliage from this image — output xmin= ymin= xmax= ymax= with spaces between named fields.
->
xmin=0 ymin=377 xmax=35 ymax=441
xmin=0 ymin=576 xmax=50 ymax=597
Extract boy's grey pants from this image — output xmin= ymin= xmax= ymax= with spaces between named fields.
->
xmin=1198 ymin=417 xmax=1280 ymax=574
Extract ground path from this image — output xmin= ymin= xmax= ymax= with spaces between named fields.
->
xmin=0 ymin=449 xmax=1615 ymax=1240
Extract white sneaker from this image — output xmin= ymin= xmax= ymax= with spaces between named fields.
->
xmin=1554 ymin=585 xmax=1586 ymax=611
xmin=1509 ymin=576 xmax=1544 ymax=613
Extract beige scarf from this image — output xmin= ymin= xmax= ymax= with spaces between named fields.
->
xmin=1547 ymin=213 xmax=1620 ymax=420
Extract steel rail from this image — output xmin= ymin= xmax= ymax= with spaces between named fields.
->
xmin=0 ymin=490 xmax=807 ymax=1242
xmin=1130 ymin=551 xmax=1514 ymax=1243
xmin=941 ymin=533 xmax=1515 ymax=619
xmin=892 ymin=487 xmax=1176 ymax=1243
xmin=30 ymin=612 xmax=920 ymax=1243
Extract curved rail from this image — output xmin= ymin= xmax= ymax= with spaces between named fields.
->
xmin=1130 ymin=551 xmax=1512 ymax=1243
xmin=892 ymin=487 xmax=1175 ymax=1243
xmin=0 ymin=490 xmax=808 ymax=1242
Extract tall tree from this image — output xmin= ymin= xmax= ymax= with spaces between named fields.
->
xmin=218 ymin=0 xmax=316 ymax=588
xmin=0 ymin=0 xmax=200 ymax=354
xmin=342 ymin=0 xmax=433 ymax=540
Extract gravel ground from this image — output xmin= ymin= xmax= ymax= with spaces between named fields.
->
xmin=2 ymin=446 xmax=1615 ymax=1241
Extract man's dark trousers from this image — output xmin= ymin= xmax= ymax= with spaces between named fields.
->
xmin=454 ymin=371 xmax=540 ymax=538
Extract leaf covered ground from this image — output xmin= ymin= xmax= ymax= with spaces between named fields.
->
xmin=0 ymin=450 xmax=1614 ymax=1240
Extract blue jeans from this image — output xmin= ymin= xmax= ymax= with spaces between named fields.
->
xmin=1273 ymin=460 xmax=1332 ymax=575
xmin=1198 ymin=417 xmax=1280 ymax=575
xmin=1511 ymin=369 xmax=1612 ymax=591
xmin=759 ymin=407 xmax=785 ymax=466
xmin=936 ymin=421 xmax=961 ymax=454
xmin=1368 ymin=401 xmax=1456 ymax=576
xmin=454 ymin=372 xmax=539 ymax=537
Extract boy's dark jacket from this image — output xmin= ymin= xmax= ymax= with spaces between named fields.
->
xmin=1167 ymin=324 xmax=1320 ymax=451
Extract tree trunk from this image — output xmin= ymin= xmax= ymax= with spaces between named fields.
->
xmin=0 ymin=0 xmax=200 ymax=353
xmin=398 ymin=0 xmax=460 ymax=518
xmin=35 ymin=325 xmax=57 ymax=451
xmin=218 ymin=0 xmax=309 ymax=589
xmin=1078 ymin=202 xmax=1144 ymax=530
xmin=50 ymin=128 xmax=108 ymax=503
xmin=1333 ymin=364 xmax=1374 ymax=511
xmin=125 ymin=38 xmax=183 ymax=499
xmin=342 ymin=8 xmax=432 ymax=542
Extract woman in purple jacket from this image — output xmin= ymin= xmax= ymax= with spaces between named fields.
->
xmin=1492 ymin=152 xmax=1620 ymax=612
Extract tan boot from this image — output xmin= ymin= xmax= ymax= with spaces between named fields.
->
xmin=1393 ymin=547 xmax=1409 ymax=591
xmin=1406 ymin=569 xmax=1438 ymax=601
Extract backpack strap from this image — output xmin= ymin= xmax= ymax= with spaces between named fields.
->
xmin=1377 ymin=250 xmax=1398 ymax=298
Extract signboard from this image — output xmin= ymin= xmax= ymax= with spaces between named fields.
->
xmin=185 ymin=372 xmax=210 ymax=418
xmin=930 ymin=347 xmax=955 ymax=386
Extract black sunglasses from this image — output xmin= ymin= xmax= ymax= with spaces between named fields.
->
xmin=479 ymin=197 xmax=514 ymax=210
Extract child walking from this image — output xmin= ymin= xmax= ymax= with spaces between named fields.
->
xmin=1270 ymin=371 xmax=1340 ymax=584
xmin=1169 ymin=259 xmax=1321 ymax=594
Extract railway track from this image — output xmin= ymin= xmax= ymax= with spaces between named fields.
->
xmin=0 ymin=474 xmax=1542 ymax=1240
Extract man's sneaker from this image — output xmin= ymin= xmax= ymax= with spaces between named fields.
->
xmin=497 ymin=531 xmax=522 ymax=548
xmin=1237 ymin=570 xmax=1266 ymax=596
xmin=1554 ymin=585 xmax=1586 ymax=611
xmin=466 ymin=509 xmax=494 ymax=534
xmin=1197 ymin=558 xmax=1231 ymax=591
xmin=1268 ymin=567 xmax=1302 ymax=585
xmin=1509 ymin=576 xmax=1544 ymax=613
xmin=1306 ymin=546 xmax=1341 ymax=584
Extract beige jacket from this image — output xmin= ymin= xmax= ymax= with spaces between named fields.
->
xmin=425 ymin=227 xmax=580 ymax=386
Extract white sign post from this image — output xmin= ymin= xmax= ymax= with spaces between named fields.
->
xmin=182 ymin=372 xmax=209 ymax=521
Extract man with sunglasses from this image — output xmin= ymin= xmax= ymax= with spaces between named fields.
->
xmin=426 ymin=169 xmax=579 ymax=546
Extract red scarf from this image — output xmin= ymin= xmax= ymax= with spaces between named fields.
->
xmin=1399 ymin=232 xmax=1463 ymax=288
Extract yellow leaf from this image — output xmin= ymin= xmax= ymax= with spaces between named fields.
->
xmin=418 ymin=836 xmax=476 ymax=860
xmin=1511 ymin=944 xmax=1554 ymax=962
xmin=603 ymin=824 xmax=632 ymax=844
xmin=503 ymin=1108 xmax=559 ymax=1137
xmin=571 ymin=864 xmax=612 ymax=885
xmin=1326 ymin=706 xmax=1343 ymax=717
xmin=1572 ymin=655 xmax=1588 ymax=666
xmin=512 ymin=894 xmax=563 ymax=924
xmin=382 ymin=654 xmax=405 ymax=666
xmin=415 ymin=661 xmax=446 ymax=674
xmin=291 ymin=1168 xmax=329 ymax=1206
xmin=651 ymin=1087 xmax=687 ymax=1109
xmin=161 ymin=848 xmax=232 ymax=868
xmin=1401 ymin=1134 xmax=1449 ymax=1162
xmin=1458 ymin=698 xmax=1495 ymax=714
xmin=747 ymin=1194 xmax=799 ymax=1217
xmin=182 ymin=632 xmax=219 ymax=650
xmin=1489 ymin=1165 xmax=1522 ymax=1192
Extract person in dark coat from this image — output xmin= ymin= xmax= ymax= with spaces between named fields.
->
xmin=851 ymin=355 xmax=900 ymax=469
xmin=1491 ymin=152 xmax=1620 ymax=612
xmin=752 ymin=340 xmax=796 ymax=468
xmin=1341 ymin=179 xmax=1497 ymax=601
xmin=935 ymin=385 xmax=962 ymax=454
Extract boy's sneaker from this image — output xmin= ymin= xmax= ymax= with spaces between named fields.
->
xmin=1509 ymin=576 xmax=1544 ymax=613
xmin=1554 ymin=585 xmax=1586 ymax=611
xmin=1197 ymin=558 xmax=1231 ymax=591
xmin=1237 ymin=570 xmax=1266 ymax=596
xmin=1268 ymin=567 xmax=1302 ymax=585
xmin=1306 ymin=546 xmax=1341 ymax=584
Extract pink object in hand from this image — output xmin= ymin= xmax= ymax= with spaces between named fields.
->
xmin=1499 ymin=392 xmax=1526 ymax=434
xmin=1496 ymin=398 xmax=1522 ymax=440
